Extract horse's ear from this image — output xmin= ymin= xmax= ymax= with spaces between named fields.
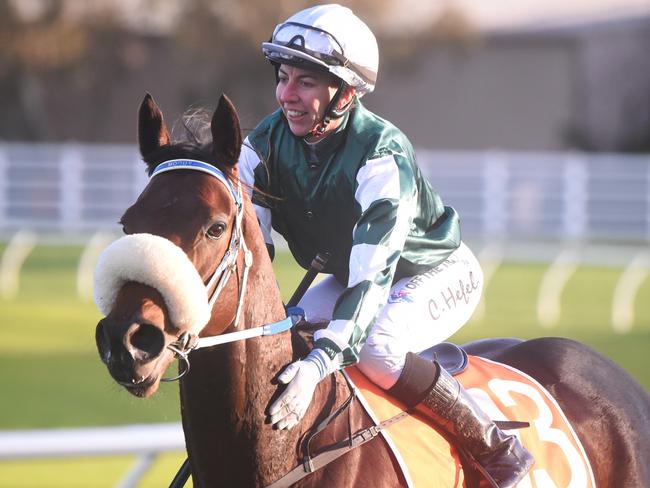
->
xmin=211 ymin=94 xmax=242 ymax=167
xmin=138 ymin=93 xmax=170 ymax=158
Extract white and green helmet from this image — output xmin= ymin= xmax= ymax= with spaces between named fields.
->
xmin=262 ymin=4 xmax=379 ymax=96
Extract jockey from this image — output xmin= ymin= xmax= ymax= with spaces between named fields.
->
xmin=238 ymin=4 xmax=533 ymax=487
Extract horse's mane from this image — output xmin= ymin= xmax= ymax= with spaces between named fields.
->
xmin=143 ymin=107 xmax=215 ymax=176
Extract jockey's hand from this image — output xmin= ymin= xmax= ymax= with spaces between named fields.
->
xmin=269 ymin=348 xmax=332 ymax=430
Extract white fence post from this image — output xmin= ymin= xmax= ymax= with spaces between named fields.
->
xmin=59 ymin=144 xmax=83 ymax=232
xmin=132 ymin=153 xmax=149 ymax=202
xmin=563 ymin=154 xmax=588 ymax=239
xmin=647 ymin=158 xmax=650 ymax=240
xmin=472 ymin=241 xmax=504 ymax=323
xmin=612 ymin=252 xmax=649 ymax=333
xmin=537 ymin=246 xmax=581 ymax=328
xmin=0 ymin=146 xmax=8 ymax=226
xmin=483 ymin=151 xmax=509 ymax=237
xmin=117 ymin=451 xmax=159 ymax=488
xmin=77 ymin=230 xmax=116 ymax=301
xmin=0 ymin=230 xmax=38 ymax=299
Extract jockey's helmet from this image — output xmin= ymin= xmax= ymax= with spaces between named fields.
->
xmin=262 ymin=4 xmax=378 ymax=97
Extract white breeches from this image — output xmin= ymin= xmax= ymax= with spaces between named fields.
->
xmin=298 ymin=242 xmax=483 ymax=390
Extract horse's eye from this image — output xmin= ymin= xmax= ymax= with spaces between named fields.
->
xmin=206 ymin=222 xmax=226 ymax=240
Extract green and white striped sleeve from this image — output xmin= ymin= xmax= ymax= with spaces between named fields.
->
xmin=313 ymin=152 xmax=417 ymax=368
xmin=239 ymin=140 xmax=275 ymax=259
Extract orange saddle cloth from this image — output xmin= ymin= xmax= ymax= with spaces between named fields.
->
xmin=345 ymin=355 xmax=596 ymax=488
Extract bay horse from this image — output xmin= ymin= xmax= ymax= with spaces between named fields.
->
xmin=94 ymin=93 xmax=650 ymax=487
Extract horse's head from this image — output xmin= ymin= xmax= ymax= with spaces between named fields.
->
xmin=94 ymin=93 xmax=244 ymax=397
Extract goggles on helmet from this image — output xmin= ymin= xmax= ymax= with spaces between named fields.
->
xmin=263 ymin=22 xmax=350 ymax=71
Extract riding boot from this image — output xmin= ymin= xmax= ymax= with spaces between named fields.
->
xmin=387 ymin=352 xmax=534 ymax=488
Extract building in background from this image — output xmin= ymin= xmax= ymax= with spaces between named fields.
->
xmin=375 ymin=12 xmax=650 ymax=151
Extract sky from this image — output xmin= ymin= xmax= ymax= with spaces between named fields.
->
xmin=388 ymin=0 xmax=650 ymax=31
xmin=11 ymin=0 xmax=650 ymax=34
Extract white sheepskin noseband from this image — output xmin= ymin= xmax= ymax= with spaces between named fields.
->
xmin=93 ymin=233 xmax=211 ymax=334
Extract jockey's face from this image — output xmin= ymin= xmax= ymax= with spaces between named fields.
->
xmin=276 ymin=64 xmax=342 ymax=139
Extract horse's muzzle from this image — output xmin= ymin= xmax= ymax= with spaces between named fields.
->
xmin=95 ymin=317 xmax=167 ymax=395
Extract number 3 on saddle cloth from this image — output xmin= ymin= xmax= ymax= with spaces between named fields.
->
xmin=345 ymin=346 xmax=596 ymax=488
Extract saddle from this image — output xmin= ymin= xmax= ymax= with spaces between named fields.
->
xmin=290 ymin=325 xmax=595 ymax=487
xmin=418 ymin=342 xmax=468 ymax=376
xmin=345 ymin=355 xmax=596 ymax=488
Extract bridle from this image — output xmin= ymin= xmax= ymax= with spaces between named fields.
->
xmin=151 ymin=158 xmax=250 ymax=320
xmin=150 ymin=159 xmax=303 ymax=381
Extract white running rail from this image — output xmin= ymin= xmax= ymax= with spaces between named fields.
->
xmin=537 ymin=246 xmax=581 ymax=328
xmin=612 ymin=252 xmax=650 ymax=333
xmin=0 ymin=230 xmax=37 ymax=299
xmin=0 ymin=423 xmax=185 ymax=488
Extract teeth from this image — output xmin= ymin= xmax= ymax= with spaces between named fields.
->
xmin=286 ymin=110 xmax=304 ymax=117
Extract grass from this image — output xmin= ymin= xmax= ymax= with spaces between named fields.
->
xmin=0 ymin=244 xmax=648 ymax=486
xmin=457 ymin=262 xmax=650 ymax=385
xmin=0 ymin=452 xmax=187 ymax=488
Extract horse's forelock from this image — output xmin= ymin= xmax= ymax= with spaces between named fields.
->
xmin=172 ymin=107 xmax=213 ymax=148
xmin=142 ymin=107 xmax=238 ymax=179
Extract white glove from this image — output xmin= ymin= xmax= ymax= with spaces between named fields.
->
xmin=268 ymin=348 xmax=332 ymax=430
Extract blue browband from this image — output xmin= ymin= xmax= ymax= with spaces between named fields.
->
xmin=151 ymin=159 xmax=241 ymax=205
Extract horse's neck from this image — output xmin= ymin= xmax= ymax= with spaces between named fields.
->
xmin=182 ymin=203 xmax=379 ymax=486
xmin=180 ymin=208 xmax=308 ymax=485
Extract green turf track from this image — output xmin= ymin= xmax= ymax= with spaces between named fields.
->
xmin=0 ymin=245 xmax=648 ymax=487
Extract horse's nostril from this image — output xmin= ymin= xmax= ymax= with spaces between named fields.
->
xmin=129 ymin=323 xmax=165 ymax=360
xmin=95 ymin=319 xmax=111 ymax=363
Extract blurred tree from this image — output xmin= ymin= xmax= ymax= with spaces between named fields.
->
xmin=0 ymin=0 xmax=89 ymax=138
xmin=1 ymin=0 xmax=647 ymax=151
xmin=0 ymin=0 xmax=399 ymax=141
xmin=0 ymin=0 xmax=140 ymax=140
xmin=168 ymin=0 xmax=398 ymax=131
xmin=428 ymin=3 xmax=480 ymax=44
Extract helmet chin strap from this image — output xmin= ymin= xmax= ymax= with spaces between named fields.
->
xmin=309 ymin=80 xmax=353 ymax=139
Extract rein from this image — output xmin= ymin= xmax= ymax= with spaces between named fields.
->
xmin=267 ymin=372 xmax=411 ymax=488
xmin=163 ymin=306 xmax=305 ymax=381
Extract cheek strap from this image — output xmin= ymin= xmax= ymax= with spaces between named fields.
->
xmin=311 ymin=80 xmax=353 ymax=138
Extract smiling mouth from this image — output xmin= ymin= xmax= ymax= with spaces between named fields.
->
xmin=285 ymin=109 xmax=306 ymax=118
